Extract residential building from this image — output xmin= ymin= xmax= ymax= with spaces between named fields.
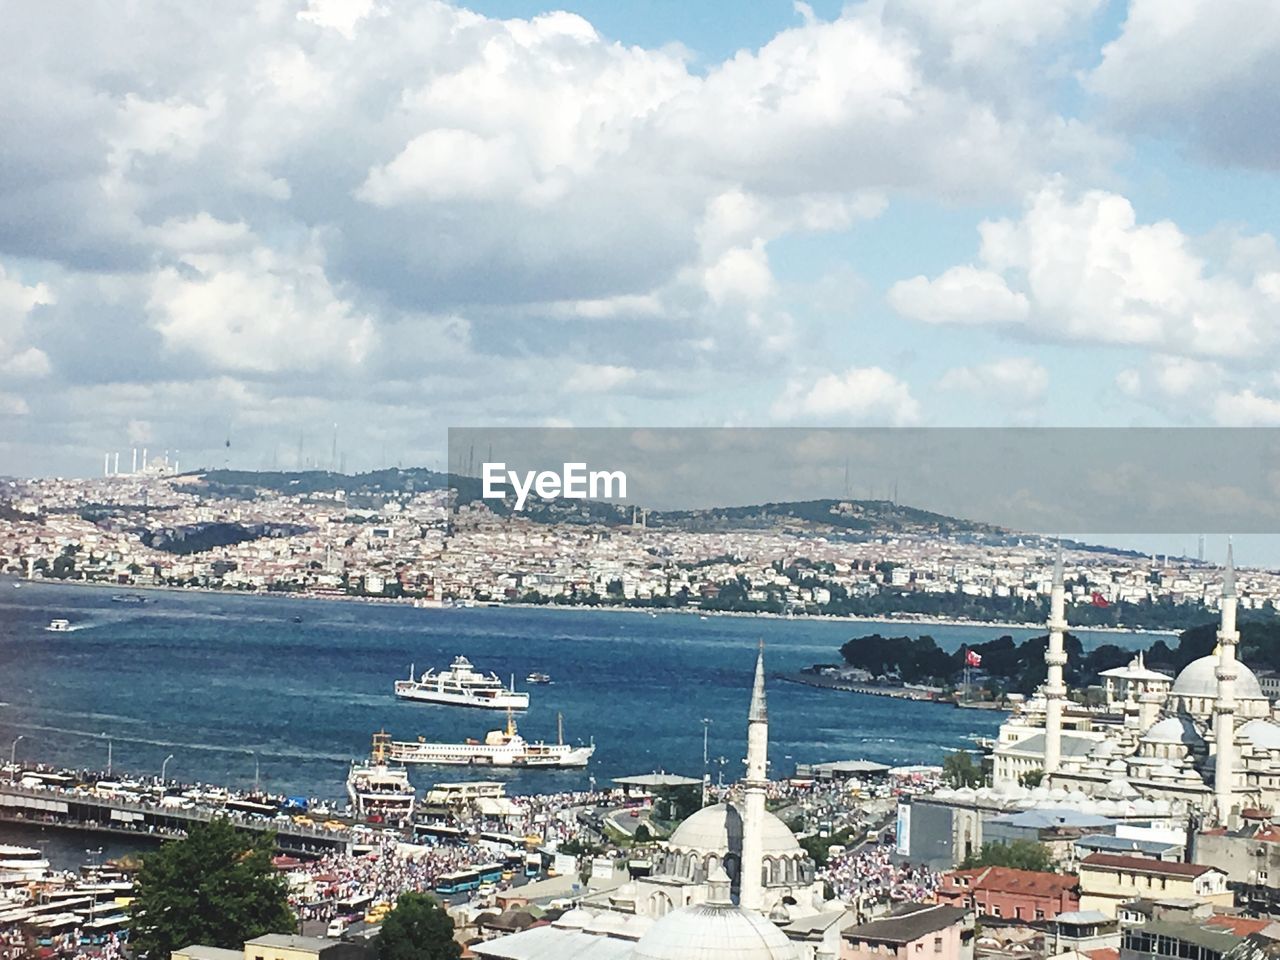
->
xmin=841 ymin=903 xmax=974 ymax=960
xmin=1079 ymin=855 xmax=1231 ymax=918
xmin=936 ymin=866 xmax=1079 ymax=922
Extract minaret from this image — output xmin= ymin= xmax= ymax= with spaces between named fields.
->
xmin=1214 ymin=544 xmax=1240 ymax=826
xmin=740 ymin=641 xmax=768 ymax=912
xmin=1044 ymin=545 xmax=1068 ymax=777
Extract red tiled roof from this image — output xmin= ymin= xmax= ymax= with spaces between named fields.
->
xmin=1253 ymin=827 xmax=1280 ymax=843
xmin=1207 ymin=916 xmax=1272 ymax=937
xmin=943 ymin=866 xmax=1078 ymax=896
xmin=1080 ymin=854 xmax=1217 ymax=878
xmin=1086 ymin=949 xmax=1119 ymax=960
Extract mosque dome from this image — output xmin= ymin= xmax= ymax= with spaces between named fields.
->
xmin=554 ymin=908 xmax=593 ymax=929
xmin=631 ymin=899 xmax=801 ymax=960
xmin=1141 ymin=716 xmax=1203 ymax=745
xmin=668 ymin=803 xmax=801 ymax=856
xmin=1240 ymin=719 xmax=1280 ymax=751
xmin=1172 ymin=655 xmax=1266 ymax=700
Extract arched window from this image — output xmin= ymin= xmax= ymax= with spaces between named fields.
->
xmin=650 ymin=892 xmax=673 ymax=917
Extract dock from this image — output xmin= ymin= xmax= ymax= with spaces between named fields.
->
xmin=775 ymin=671 xmax=943 ymax=702
xmin=0 ymin=782 xmax=353 ymax=856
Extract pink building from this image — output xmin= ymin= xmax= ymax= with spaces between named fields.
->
xmin=842 ymin=903 xmax=974 ymax=960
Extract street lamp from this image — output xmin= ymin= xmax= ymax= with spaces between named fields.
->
xmin=101 ymin=732 xmax=112 ymax=776
xmin=249 ymin=751 xmax=260 ymax=795
xmin=9 ymin=735 xmax=24 ymax=783
xmin=161 ymin=753 xmax=175 ymax=784
xmin=702 ymin=718 xmax=711 ymax=767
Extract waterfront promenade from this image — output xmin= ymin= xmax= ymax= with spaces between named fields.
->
xmin=0 ymin=780 xmax=352 ymax=856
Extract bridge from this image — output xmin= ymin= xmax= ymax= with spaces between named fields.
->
xmin=0 ymin=783 xmax=354 ymax=857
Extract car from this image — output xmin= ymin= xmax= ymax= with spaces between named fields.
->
xmin=326 ymin=919 xmax=348 ymax=938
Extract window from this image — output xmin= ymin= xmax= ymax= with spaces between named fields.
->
xmin=992 ymin=906 xmax=1002 ymax=917
xmin=1015 ymin=907 xmax=1023 ymax=919
xmin=915 ymin=942 xmax=923 ymax=953
xmin=934 ymin=938 xmax=943 ymax=953
xmin=1035 ymin=910 xmax=1045 ymax=920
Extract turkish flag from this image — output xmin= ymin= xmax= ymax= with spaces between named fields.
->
xmin=965 ymin=650 xmax=982 ymax=667
xmin=1091 ymin=592 xmax=1110 ymax=607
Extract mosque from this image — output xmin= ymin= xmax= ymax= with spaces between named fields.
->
xmin=473 ymin=646 xmax=843 ymax=960
xmin=992 ymin=545 xmax=1280 ymax=826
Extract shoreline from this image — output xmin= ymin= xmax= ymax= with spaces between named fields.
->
xmin=4 ymin=575 xmax=1180 ymax=636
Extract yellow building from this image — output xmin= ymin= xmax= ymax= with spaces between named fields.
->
xmin=1078 ymin=854 xmax=1231 ymax=917
xmin=173 ymin=934 xmax=365 ymax=960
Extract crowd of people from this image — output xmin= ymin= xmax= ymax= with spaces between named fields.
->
xmin=821 ymin=839 xmax=941 ymax=906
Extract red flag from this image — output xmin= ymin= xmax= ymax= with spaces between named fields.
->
xmin=965 ymin=649 xmax=982 ymax=667
xmin=1091 ymin=591 xmax=1110 ymax=608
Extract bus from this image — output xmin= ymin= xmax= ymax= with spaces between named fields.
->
xmin=335 ymin=894 xmax=374 ymax=919
xmin=476 ymin=862 xmax=504 ymax=884
xmin=524 ymin=853 xmax=541 ymax=877
xmin=478 ymin=831 xmax=524 ymax=850
xmin=226 ymin=797 xmax=278 ymax=817
xmin=435 ymin=870 xmax=481 ymax=895
xmin=415 ymin=823 xmax=468 ymax=845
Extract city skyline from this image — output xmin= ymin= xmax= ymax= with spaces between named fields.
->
xmin=4 ymin=1 xmax=1280 ymax=478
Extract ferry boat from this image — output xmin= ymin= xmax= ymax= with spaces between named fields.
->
xmin=110 ymin=593 xmax=147 ymax=604
xmin=525 ymin=671 xmax=552 ymax=685
xmin=46 ymin=619 xmax=71 ymax=632
xmin=0 ymin=845 xmax=51 ymax=882
xmin=394 ymin=657 xmax=529 ymax=710
xmin=346 ymin=731 xmax=416 ymax=823
xmin=385 ymin=713 xmax=594 ymax=769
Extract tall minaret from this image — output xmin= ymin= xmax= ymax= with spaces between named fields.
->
xmin=1043 ymin=545 xmax=1068 ymax=777
xmin=1214 ymin=544 xmax=1240 ymax=826
xmin=740 ymin=641 xmax=769 ymax=912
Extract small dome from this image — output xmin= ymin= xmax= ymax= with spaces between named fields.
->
xmin=668 ymin=803 xmax=801 ymax=856
xmin=1172 ymin=655 xmax=1266 ymax=700
xmin=1095 ymin=740 xmax=1118 ymax=759
xmin=631 ymin=904 xmax=801 ymax=960
xmin=1104 ymin=777 xmax=1137 ymax=800
xmin=1141 ymin=716 xmax=1202 ymax=746
xmin=1240 ymin=719 xmax=1280 ymax=751
xmin=554 ymin=908 xmax=592 ymax=929
xmin=1107 ymin=758 xmax=1129 ymax=773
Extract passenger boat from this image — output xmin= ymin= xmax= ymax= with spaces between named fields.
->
xmin=346 ymin=731 xmax=416 ymax=823
xmin=45 ymin=619 xmax=71 ymax=632
xmin=525 ymin=671 xmax=551 ymax=684
xmin=385 ymin=713 xmax=594 ymax=769
xmin=110 ymin=593 xmax=147 ymax=604
xmin=0 ymin=846 xmax=51 ymax=882
xmin=394 ymin=656 xmax=529 ymax=710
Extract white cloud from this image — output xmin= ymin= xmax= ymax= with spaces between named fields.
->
xmin=773 ymin=366 xmax=920 ymax=425
xmin=891 ymin=183 xmax=1280 ymax=360
xmin=1087 ymin=0 xmax=1280 ymax=167
xmin=564 ymin=363 xmax=637 ymax=393
xmin=1213 ymin=390 xmax=1280 ymax=427
xmin=1 ymin=347 xmax=52 ymax=379
xmin=938 ymin=357 xmax=1048 ymax=403
xmin=357 ymin=129 xmax=539 ymax=206
xmin=704 ymin=241 xmax=776 ymax=307
xmin=147 ymin=236 xmax=375 ymax=374
xmin=888 ymin=266 xmax=1029 ymax=325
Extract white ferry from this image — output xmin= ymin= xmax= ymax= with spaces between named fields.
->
xmin=0 ymin=845 xmax=51 ymax=882
xmin=526 ymin=671 xmax=551 ymax=685
xmin=394 ymin=657 xmax=529 ymax=710
xmin=346 ymin=731 xmax=416 ymax=824
xmin=386 ymin=713 xmax=594 ymax=769
xmin=46 ymin=619 xmax=71 ymax=632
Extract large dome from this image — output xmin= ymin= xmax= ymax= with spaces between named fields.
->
xmin=1172 ymin=655 xmax=1266 ymax=700
xmin=668 ymin=803 xmax=801 ymax=856
xmin=1140 ymin=716 xmax=1202 ymax=745
xmin=631 ymin=902 xmax=801 ymax=960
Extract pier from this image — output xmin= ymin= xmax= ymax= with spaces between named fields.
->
xmin=775 ymin=671 xmax=943 ymax=702
xmin=0 ymin=783 xmax=353 ymax=857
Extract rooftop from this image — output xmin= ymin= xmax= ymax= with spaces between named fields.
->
xmin=944 ymin=866 xmax=1078 ymax=897
xmin=1081 ymin=854 xmax=1217 ymax=878
xmin=843 ymin=903 xmax=969 ymax=945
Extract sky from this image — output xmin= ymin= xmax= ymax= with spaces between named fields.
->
xmin=4 ymin=0 xmax=1280 ymax=492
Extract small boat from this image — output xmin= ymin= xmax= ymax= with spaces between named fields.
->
xmin=46 ymin=619 xmax=71 ymax=632
xmin=111 ymin=593 xmax=147 ymax=604
xmin=291 ymin=616 xmax=303 ymax=623
xmin=526 ymin=672 xmax=552 ymax=685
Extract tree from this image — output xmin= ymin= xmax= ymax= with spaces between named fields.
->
xmin=129 ymin=819 xmax=294 ymax=959
xmin=942 ymin=750 xmax=984 ymax=788
xmin=377 ymin=892 xmax=462 ymax=960
xmin=961 ymin=840 xmax=1053 ymax=873
xmin=1019 ymin=769 xmax=1044 ymax=788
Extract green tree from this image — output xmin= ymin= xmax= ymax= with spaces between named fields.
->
xmin=961 ymin=840 xmax=1053 ymax=873
xmin=1019 ymin=769 xmax=1044 ymax=788
xmin=129 ymin=819 xmax=294 ymax=959
xmin=377 ymin=892 xmax=462 ymax=960
xmin=942 ymin=750 xmax=984 ymax=788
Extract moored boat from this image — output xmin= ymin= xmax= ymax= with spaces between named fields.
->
xmin=346 ymin=731 xmax=416 ymax=824
xmin=386 ymin=713 xmax=593 ymax=768
xmin=525 ymin=671 xmax=551 ymax=684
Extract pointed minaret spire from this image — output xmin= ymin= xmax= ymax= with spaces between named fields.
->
xmin=749 ymin=639 xmax=767 ymax=723
xmin=740 ymin=641 xmax=769 ymax=912
xmin=1215 ymin=543 xmax=1241 ymax=826
xmin=1224 ymin=539 xmax=1236 ymax=598
xmin=1043 ymin=540 xmax=1068 ymax=778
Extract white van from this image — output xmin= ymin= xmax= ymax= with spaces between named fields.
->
xmin=326 ymin=918 xmax=348 ymax=938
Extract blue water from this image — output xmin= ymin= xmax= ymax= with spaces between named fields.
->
xmin=0 ymin=579 xmax=1150 ymax=803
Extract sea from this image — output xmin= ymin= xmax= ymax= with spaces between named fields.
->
xmin=0 ymin=577 xmax=1156 ymax=867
